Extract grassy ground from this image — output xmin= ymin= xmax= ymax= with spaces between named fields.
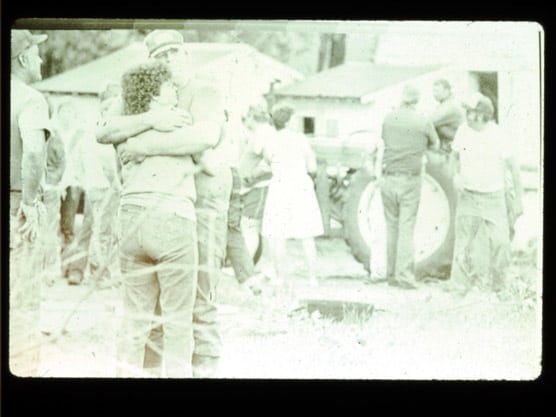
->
xmin=20 ymin=188 xmax=542 ymax=380
xmin=33 ymin=235 xmax=541 ymax=380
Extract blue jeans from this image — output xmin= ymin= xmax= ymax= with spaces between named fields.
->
xmin=60 ymin=186 xmax=84 ymax=244
xmin=450 ymin=189 xmax=510 ymax=293
xmin=380 ymin=174 xmax=422 ymax=282
xmin=62 ymin=187 xmax=119 ymax=280
xmin=42 ymin=188 xmax=63 ymax=282
xmin=226 ymin=168 xmax=255 ymax=283
xmin=193 ymin=170 xmax=232 ymax=362
xmin=117 ymin=204 xmax=198 ymax=377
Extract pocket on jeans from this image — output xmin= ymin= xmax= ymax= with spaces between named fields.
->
xmin=150 ymin=215 xmax=196 ymax=260
xmin=118 ymin=206 xmax=142 ymax=242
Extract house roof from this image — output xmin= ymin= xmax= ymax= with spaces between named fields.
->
xmin=33 ymin=42 xmax=301 ymax=95
xmin=272 ymin=61 xmax=439 ymax=100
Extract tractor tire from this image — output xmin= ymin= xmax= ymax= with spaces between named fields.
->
xmin=343 ymin=155 xmax=456 ymax=279
xmin=342 ymin=170 xmax=375 ymax=271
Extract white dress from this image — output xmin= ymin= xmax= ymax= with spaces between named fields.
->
xmin=262 ymin=129 xmax=324 ymax=239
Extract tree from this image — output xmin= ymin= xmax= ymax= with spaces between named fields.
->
xmin=317 ymin=33 xmax=347 ymax=72
xmin=35 ymin=28 xmax=348 ymax=80
xmin=38 ymin=30 xmax=142 ymax=79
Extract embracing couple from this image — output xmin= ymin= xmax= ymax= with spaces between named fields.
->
xmin=96 ymin=30 xmax=232 ymax=378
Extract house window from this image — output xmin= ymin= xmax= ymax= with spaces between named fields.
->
xmin=326 ymin=119 xmax=339 ymax=137
xmin=303 ymin=117 xmax=315 ymax=135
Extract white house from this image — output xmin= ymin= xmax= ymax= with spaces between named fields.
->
xmin=271 ymin=61 xmax=440 ymax=137
xmin=270 ymin=61 xmax=450 ymax=169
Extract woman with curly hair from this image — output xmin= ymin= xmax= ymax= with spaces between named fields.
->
xmin=113 ymin=60 xmax=220 ymax=378
xmin=121 ymin=60 xmax=177 ymax=116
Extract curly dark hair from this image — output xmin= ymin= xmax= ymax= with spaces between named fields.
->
xmin=121 ymin=60 xmax=173 ymax=115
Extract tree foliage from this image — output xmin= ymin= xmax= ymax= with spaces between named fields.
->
xmin=35 ymin=29 xmax=356 ymax=80
xmin=38 ymin=30 xmax=143 ymax=79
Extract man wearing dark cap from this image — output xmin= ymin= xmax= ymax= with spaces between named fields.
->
xmin=97 ymin=29 xmax=230 ymax=378
xmin=447 ymin=93 xmax=523 ymax=298
xmin=374 ymin=85 xmax=440 ymax=289
xmin=430 ymin=79 xmax=465 ymax=153
xmin=10 ymin=29 xmax=50 ymax=376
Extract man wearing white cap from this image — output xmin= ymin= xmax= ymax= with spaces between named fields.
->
xmin=144 ymin=29 xmax=232 ymax=378
xmin=448 ymin=92 xmax=524 ymax=298
xmin=10 ymin=29 xmax=50 ymax=376
xmin=96 ymin=29 xmax=230 ymax=377
xmin=374 ymin=85 xmax=440 ymax=289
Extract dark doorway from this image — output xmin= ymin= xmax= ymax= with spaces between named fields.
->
xmin=471 ymin=71 xmax=499 ymax=122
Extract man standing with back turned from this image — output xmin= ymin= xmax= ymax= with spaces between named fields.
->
xmin=374 ymin=85 xmax=440 ymax=289
xmin=10 ymin=29 xmax=50 ymax=376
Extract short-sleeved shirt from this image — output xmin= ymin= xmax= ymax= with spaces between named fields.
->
xmin=112 ymin=75 xmax=224 ymax=220
xmin=106 ymin=95 xmax=198 ymax=221
xmin=452 ymin=122 xmax=513 ymax=193
xmin=10 ymin=77 xmax=51 ymax=191
xmin=381 ymin=107 xmax=439 ymax=174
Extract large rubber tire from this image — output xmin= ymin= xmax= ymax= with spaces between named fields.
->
xmin=343 ymin=157 xmax=456 ymax=279
xmin=342 ymin=170 xmax=375 ymax=271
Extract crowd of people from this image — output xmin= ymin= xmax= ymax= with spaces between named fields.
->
xmin=372 ymin=79 xmax=524 ymax=295
xmin=9 ymin=28 xmax=524 ymax=378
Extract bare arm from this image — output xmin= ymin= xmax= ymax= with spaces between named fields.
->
xmin=506 ymin=156 xmax=524 ymax=216
xmin=426 ymin=122 xmax=440 ymax=151
xmin=123 ymin=121 xmax=221 ymax=156
xmin=21 ymin=131 xmax=47 ymax=204
xmin=449 ymin=149 xmax=460 ymax=176
xmin=449 ymin=149 xmax=465 ymax=192
xmin=123 ymin=80 xmax=225 ymax=157
xmin=95 ymin=97 xmax=191 ymax=145
xmin=374 ymin=139 xmax=385 ymax=179
xmin=19 ymin=98 xmax=50 ymax=204
xmin=304 ymin=139 xmax=317 ymax=175
xmin=96 ymin=113 xmax=154 ymax=145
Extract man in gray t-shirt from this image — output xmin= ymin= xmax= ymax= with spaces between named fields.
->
xmin=375 ymin=85 xmax=439 ymax=289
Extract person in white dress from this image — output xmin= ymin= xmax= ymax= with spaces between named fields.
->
xmin=262 ymin=107 xmax=323 ymax=286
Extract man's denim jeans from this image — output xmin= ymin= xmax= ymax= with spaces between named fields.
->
xmin=62 ymin=187 xmax=119 ymax=281
xmin=380 ymin=175 xmax=422 ymax=282
xmin=193 ymin=170 xmax=232 ymax=361
xmin=117 ymin=204 xmax=198 ymax=378
xmin=226 ymin=168 xmax=255 ymax=283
